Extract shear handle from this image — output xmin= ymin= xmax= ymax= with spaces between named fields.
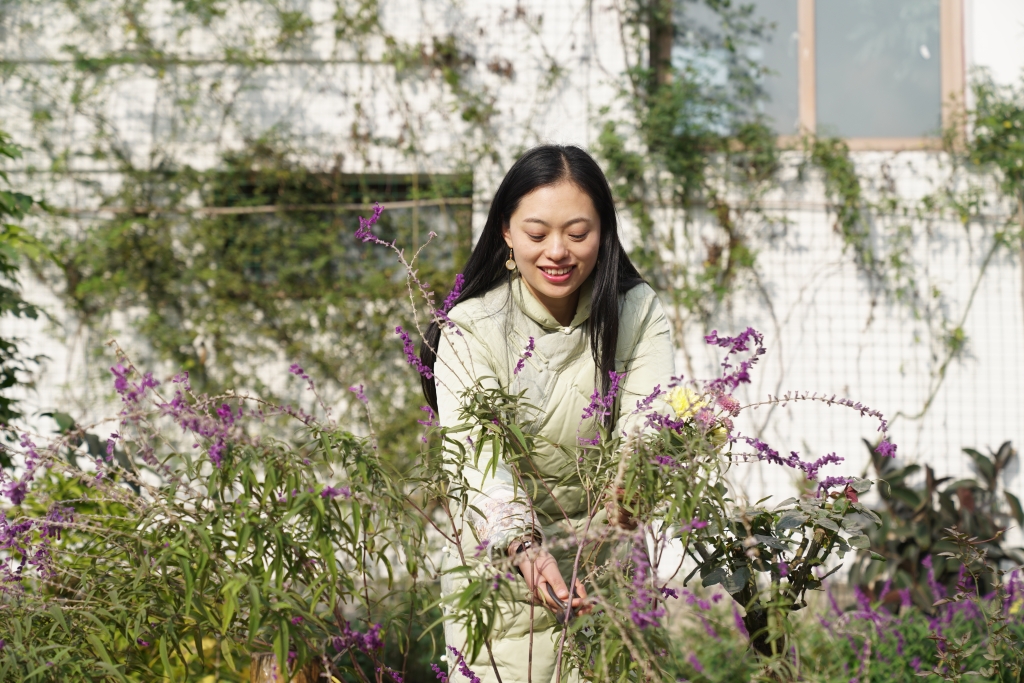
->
xmin=544 ymin=584 xmax=579 ymax=624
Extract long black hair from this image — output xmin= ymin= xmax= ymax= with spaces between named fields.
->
xmin=420 ymin=144 xmax=644 ymax=414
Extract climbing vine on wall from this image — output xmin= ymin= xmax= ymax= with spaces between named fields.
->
xmin=1 ymin=0 xmax=1022 ymax=434
xmin=0 ymin=0 xmax=560 ymax=448
xmin=598 ymin=1 xmax=1022 ymax=423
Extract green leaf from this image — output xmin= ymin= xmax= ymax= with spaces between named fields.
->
xmin=851 ymin=478 xmax=872 ymax=493
xmin=1005 ymin=491 xmax=1024 ymax=527
xmin=848 ymin=535 xmax=870 ymax=549
xmin=701 ymin=566 xmax=728 ymax=588
xmin=753 ymin=534 xmax=789 ymax=550
xmin=816 ymin=517 xmax=840 ymax=532
xmin=159 ymin=635 xmax=173 ymax=677
xmin=721 ymin=566 xmax=751 ymax=595
xmin=776 ymin=511 xmax=808 ymax=531
xmin=221 ymin=638 xmax=237 ymax=671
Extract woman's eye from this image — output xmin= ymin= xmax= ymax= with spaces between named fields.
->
xmin=570 ymin=233 xmax=589 ymax=241
xmin=527 ymin=234 xmax=544 ymax=241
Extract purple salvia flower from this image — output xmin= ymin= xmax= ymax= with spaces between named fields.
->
xmin=448 ymin=646 xmax=481 ymax=683
xmin=818 ymin=475 xmax=855 ymax=494
xmin=441 ymin=273 xmax=464 ymax=314
xmin=828 ymin=588 xmax=843 ymax=616
xmin=875 ymin=439 xmax=897 ymax=458
xmin=688 ymin=653 xmax=705 ymax=674
xmin=395 ymin=326 xmax=433 ymax=379
xmin=635 ymin=384 xmax=662 ymax=412
xmin=291 ymin=616 xmax=303 ymax=625
xmin=417 ymin=405 xmax=438 ymax=427
xmin=321 ymin=486 xmax=351 ymax=500
xmin=349 ymin=384 xmax=368 ymax=404
xmin=628 ymin=540 xmax=665 ymax=629
xmin=3 ymin=480 xmax=27 ymax=506
xmin=922 ymin=555 xmax=946 ymax=601
xmin=355 ymin=203 xmax=384 ymax=243
xmin=681 ymin=518 xmax=708 ymax=532
xmin=513 ymin=337 xmax=535 ymax=375
xmin=704 ymin=327 xmax=765 ymax=392
xmin=430 ymin=663 xmax=449 ymax=682
xmin=332 ymin=622 xmax=383 ymax=654
xmin=581 ymin=371 xmax=625 ymax=422
xmin=778 ymin=562 xmax=789 ymax=578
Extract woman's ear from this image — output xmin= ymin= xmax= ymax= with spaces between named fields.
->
xmin=502 ymin=223 xmax=513 ymax=248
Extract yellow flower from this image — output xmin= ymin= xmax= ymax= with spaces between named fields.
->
xmin=667 ymin=386 xmax=708 ymax=418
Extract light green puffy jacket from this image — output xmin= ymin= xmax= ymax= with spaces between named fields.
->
xmin=435 ymin=274 xmax=674 ymax=683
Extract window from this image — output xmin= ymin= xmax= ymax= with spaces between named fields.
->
xmin=676 ymin=0 xmax=965 ymax=149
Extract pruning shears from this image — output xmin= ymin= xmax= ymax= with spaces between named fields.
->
xmin=544 ymin=584 xmax=581 ymax=625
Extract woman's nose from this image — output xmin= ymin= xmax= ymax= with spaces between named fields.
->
xmin=545 ymin=235 xmax=569 ymax=260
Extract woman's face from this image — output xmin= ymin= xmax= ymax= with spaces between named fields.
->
xmin=503 ymin=181 xmax=602 ymax=326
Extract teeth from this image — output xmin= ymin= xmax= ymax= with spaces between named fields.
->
xmin=542 ymin=267 xmax=572 ymax=275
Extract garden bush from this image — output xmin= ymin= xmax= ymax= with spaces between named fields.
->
xmin=0 ymin=206 xmax=1020 ymax=682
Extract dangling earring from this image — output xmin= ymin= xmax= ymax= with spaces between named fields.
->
xmin=505 ymin=248 xmax=517 ymax=271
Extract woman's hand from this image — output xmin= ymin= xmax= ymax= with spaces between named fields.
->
xmin=511 ymin=546 xmax=590 ymax=616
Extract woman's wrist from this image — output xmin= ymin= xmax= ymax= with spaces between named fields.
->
xmin=507 ymin=534 xmax=542 ymax=570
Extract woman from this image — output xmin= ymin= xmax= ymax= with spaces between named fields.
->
xmin=421 ymin=145 xmax=674 ymax=683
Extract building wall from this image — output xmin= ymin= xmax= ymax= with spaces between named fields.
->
xmin=2 ymin=0 xmax=1023 ymax=510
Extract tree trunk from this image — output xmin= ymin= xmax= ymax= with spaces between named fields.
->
xmin=250 ymin=653 xmax=323 ymax=683
xmin=648 ymin=0 xmax=674 ymax=91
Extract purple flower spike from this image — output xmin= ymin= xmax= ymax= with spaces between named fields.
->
xmin=875 ymin=439 xmax=897 ymax=458
xmin=321 ymin=485 xmax=352 ymax=500
xmin=395 ymin=326 xmax=433 ymax=379
xmin=355 ymin=203 xmax=384 ymax=243
xmin=349 ymin=384 xmax=368 ymax=404
xmin=441 ymin=273 xmax=464 ymax=314
xmin=447 ymin=646 xmax=481 ymax=683
xmin=513 ymin=337 xmax=535 ymax=375
xmin=733 ymin=604 xmax=749 ymax=637
xmin=430 ymin=663 xmax=449 ymax=682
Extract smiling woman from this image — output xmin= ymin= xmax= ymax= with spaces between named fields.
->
xmin=419 ymin=145 xmax=675 ymax=683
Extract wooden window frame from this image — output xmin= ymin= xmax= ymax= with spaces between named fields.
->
xmin=785 ymin=0 xmax=964 ymax=150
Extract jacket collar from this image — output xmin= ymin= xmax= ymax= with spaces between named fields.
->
xmin=512 ymin=274 xmax=594 ymax=330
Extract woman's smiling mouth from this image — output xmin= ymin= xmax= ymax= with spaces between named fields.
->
xmin=539 ymin=265 xmax=575 ymax=283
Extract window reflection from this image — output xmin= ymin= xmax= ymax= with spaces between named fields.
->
xmin=672 ymin=0 xmax=799 ymax=134
xmin=816 ymin=0 xmax=941 ymax=138
xmin=750 ymin=0 xmax=799 ymax=134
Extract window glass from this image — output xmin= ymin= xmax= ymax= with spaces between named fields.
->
xmin=749 ymin=0 xmax=800 ymax=134
xmin=672 ymin=0 xmax=799 ymax=134
xmin=816 ymin=0 xmax=941 ymax=138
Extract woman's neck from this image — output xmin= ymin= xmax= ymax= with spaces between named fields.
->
xmin=520 ymin=278 xmax=580 ymax=327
